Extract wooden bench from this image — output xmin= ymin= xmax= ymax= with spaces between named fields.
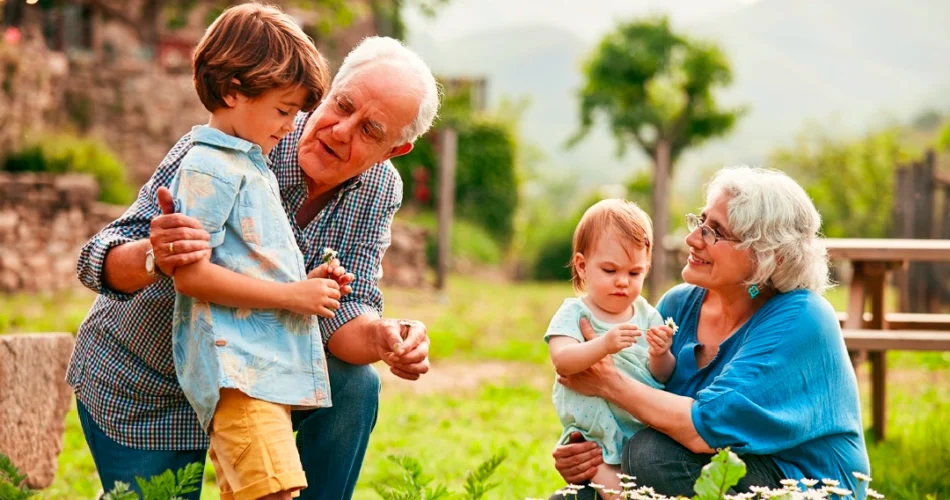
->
xmin=840 ymin=329 xmax=950 ymax=443
xmin=837 ymin=312 xmax=950 ymax=330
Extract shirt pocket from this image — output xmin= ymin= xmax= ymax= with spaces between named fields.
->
xmin=237 ymin=181 xmax=295 ymax=250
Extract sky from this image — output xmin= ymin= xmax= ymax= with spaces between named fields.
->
xmin=403 ymin=0 xmax=761 ymax=43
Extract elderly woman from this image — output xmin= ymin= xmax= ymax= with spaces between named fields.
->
xmin=551 ymin=167 xmax=870 ymax=498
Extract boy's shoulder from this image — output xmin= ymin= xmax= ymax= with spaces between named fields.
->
xmin=180 ymin=141 xmax=252 ymax=184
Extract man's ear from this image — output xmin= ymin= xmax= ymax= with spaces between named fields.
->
xmin=384 ymin=142 xmax=413 ymax=160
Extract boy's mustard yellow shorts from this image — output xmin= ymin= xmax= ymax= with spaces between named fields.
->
xmin=208 ymin=388 xmax=308 ymax=500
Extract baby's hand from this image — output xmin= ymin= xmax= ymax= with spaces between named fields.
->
xmin=646 ymin=326 xmax=674 ymax=357
xmin=601 ymin=324 xmax=640 ymax=355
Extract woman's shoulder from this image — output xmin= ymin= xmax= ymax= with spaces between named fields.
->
xmin=758 ymin=288 xmax=841 ymax=339
xmin=656 ymin=283 xmax=704 ymax=314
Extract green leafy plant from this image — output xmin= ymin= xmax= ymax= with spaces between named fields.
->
xmin=374 ymin=453 xmax=506 ymax=500
xmin=0 ymin=453 xmax=38 ymax=500
xmin=2 ymin=134 xmax=135 ymax=205
xmin=102 ymin=461 xmax=203 ymax=500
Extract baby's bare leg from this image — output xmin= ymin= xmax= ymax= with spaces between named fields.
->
xmin=591 ymin=463 xmax=623 ymax=500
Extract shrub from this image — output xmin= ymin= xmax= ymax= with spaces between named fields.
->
xmin=2 ymin=134 xmax=135 ymax=205
xmin=393 ymin=118 xmax=520 ymax=248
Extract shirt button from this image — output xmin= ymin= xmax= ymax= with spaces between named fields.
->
xmin=215 ymin=339 xmax=227 ymax=347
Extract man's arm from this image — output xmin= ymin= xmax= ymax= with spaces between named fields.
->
xmin=78 ymin=135 xmax=210 ymax=298
xmin=319 ymin=165 xmax=429 ymax=379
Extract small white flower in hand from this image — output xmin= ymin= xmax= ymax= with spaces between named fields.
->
xmin=665 ymin=317 xmax=679 ymax=334
xmin=321 ymin=247 xmax=338 ymax=265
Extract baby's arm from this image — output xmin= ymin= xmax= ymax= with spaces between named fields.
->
xmin=646 ymin=321 xmax=677 ymax=383
xmin=548 ymin=323 xmax=640 ymax=375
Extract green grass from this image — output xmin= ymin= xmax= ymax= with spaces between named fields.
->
xmin=7 ymin=276 xmax=950 ymax=499
xmin=0 ymin=289 xmax=96 ymax=335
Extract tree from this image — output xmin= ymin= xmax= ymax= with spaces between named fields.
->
xmin=569 ymin=17 xmax=742 ymax=296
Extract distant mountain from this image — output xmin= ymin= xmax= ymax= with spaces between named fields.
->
xmin=406 ymin=0 xmax=950 ymax=190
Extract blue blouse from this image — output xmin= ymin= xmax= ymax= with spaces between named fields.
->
xmin=657 ymin=284 xmax=870 ymax=494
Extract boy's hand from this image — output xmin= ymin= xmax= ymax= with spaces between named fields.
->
xmin=307 ymin=259 xmax=355 ymax=296
xmin=646 ymin=325 xmax=675 ymax=357
xmin=601 ymin=324 xmax=640 ymax=355
xmin=286 ymin=278 xmax=341 ymax=317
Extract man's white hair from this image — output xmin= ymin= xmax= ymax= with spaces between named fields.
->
xmin=333 ymin=36 xmax=440 ymax=144
xmin=706 ymin=166 xmax=832 ymax=294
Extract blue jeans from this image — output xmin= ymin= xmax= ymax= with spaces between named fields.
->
xmin=79 ymin=357 xmax=381 ymax=500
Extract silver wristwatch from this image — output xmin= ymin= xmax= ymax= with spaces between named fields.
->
xmin=145 ymin=247 xmax=165 ymax=278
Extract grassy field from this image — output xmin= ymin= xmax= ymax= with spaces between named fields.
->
xmin=2 ymin=276 xmax=948 ymax=499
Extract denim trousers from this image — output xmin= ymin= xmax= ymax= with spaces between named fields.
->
xmin=549 ymin=428 xmax=785 ymax=499
xmin=78 ymin=356 xmax=381 ymax=500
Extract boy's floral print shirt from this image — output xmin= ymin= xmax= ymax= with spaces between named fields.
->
xmin=169 ymin=125 xmax=330 ymax=430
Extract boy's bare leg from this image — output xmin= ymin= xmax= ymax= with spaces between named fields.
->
xmin=592 ymin=463 xmax=623 ymax=500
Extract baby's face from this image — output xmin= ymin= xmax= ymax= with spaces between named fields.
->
xmin=578 ymin=235 xmax=649 ymax=315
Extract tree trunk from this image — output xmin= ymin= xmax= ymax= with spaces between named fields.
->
xmin=648 ymin=139 xmax=671 ymax=301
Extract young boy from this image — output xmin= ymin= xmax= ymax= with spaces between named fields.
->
xmin=168 ymin=4 xmax=339 ymax=499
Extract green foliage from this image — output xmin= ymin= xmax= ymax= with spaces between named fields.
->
xmin=394 ymin=118 xmax=519 ymax=247
xmin=101 ymin=462 xmax=203 ymax=500
xmin=529 ymin=217 xmax=577 ymax=282
xmin=692 ymin=449 xmax=747 ymax=500
xmin=2 ymin=134 xmax=135 ymax=205
xmin=0 ymin=453 xmax=37 ymax=500
xmin=570 ymin=17 xmax=742 ymax=166
xmin=396 ymin=211 xmax=503 ymax=269
xmin=373 ymin=455 xmax=453 ymax=500
xmin=770 ymin=127 xmax=906 ymax=238
xmin=461 ymin=453 xmax=506 ymax=500
xmin=938 ymin=122 xmax=950 ymax=152
xmin=373 ymin=453 xmax=505 ymax=500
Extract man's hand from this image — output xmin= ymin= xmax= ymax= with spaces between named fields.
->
xmin=552 ymin=432 xmax=603 ymax=484
xmin=307 ymin=259 xmax=355 ymax=296
xmin=372 ymin=318 xmax=430 ymax=380
xmin=150 ymin=186 xmax=211 ymax=275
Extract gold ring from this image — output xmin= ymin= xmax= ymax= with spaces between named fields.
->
xmin=169 ymin=242 xmax=174 ymax=254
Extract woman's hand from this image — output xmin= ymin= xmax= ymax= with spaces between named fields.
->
xmin=558 ymin=317 xmax=624 ymax=399
xmin=552 ymin=432 xmax=603 ymax=484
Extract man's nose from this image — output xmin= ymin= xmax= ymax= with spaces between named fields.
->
xmin=331 ymin=116 xmax=355 ymax=143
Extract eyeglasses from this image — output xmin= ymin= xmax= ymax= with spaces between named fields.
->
xmin=686 ymin=213 xmax=740 ymax=246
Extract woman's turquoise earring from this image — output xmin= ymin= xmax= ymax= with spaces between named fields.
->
xmin=747 ymin=284 xmax=760 ymax=299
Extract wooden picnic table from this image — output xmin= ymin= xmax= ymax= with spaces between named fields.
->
xmin=826 ymin=238 xmax=950 ymax=441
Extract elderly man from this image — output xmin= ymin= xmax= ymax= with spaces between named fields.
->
xmin=68 ymin=36 xmax=439 ymax=500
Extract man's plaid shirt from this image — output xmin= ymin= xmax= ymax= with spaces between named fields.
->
xmin=67 ymin=112 xmax=402 ymax=449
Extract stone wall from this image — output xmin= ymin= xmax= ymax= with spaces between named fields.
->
xmin=0 ymin=172 xmax=427 ymax=293
xmin=0 ymin=173 xmax=126 ymax=293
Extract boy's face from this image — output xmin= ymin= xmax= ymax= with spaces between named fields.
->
xmin=225 ymin=86 xmax=309 ymax=155
xmin=297 ymin=62 xmax=418 ymax=189
xmin=575 ymin=233 xmax=649 ymax=316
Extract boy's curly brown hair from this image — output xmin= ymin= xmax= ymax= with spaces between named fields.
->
xmin=193 ymin=3 xmax=329 ymax=113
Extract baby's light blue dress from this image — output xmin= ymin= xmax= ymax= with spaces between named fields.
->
xmin=544 ymin=296 xmax=665 ymax=464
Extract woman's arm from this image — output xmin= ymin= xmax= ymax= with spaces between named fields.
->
xmin=600 ymin=372 xmax=713 ymax=453
xmin=559 ymin=318 xmax=714 ymax=454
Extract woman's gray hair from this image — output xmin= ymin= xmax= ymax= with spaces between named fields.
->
xmin=333 ymin=36 xmax=440 ymax=144
xmin=706 ymin=166 xmax=831 ymax=294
